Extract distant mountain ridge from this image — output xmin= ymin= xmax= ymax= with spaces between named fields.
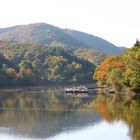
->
xmin=0 ymin=23 xmax=127 ymax=55
xmin=64 ymin=29 xmax=126 ymax=55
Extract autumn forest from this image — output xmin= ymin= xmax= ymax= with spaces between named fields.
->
xmin=0 ymin=39 xmax=140 ymax=94
xmin=94 ymin=40 xmax=140 ymax=91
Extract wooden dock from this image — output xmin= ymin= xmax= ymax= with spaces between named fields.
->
xmin=64 ymin=84 xmax=113 ymax=97
xmin=64 ymin=85 xmax=99 ymax=97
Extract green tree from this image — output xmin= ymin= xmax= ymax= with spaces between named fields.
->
xmin=123 ymin=43 xmax=140 ymax=89
xmin=19 ymin=60 xmax=33 ymax=73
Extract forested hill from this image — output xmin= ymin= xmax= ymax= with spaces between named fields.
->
xmin=0 ymin=23 xmax=126 ymax=55
xmin=64 ymin=29 xmax=126 ymax=55
xmin=0 ymin=41 xmax=98 ymax=87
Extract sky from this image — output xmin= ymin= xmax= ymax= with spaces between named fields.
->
xmin=0 ymin=0 xmax=140 ymax=47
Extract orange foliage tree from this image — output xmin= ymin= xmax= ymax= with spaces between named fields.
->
xmin=94 ymin=56 xmax=125 ymax=85
xmin=6 ymin=68 xmax=17 ymax=80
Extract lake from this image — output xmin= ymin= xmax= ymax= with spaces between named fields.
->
xmin=0 ymin=86 xmax=139 ymax=140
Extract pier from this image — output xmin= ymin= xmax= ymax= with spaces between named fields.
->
xmin=64 ymin=84 xmax=112 ymax=97
xmin=64 ymin=85 xmax=100 ymax=97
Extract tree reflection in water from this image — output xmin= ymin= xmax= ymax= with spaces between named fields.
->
xmin=0 ymin=87 xmax=101 ymax=138
xmin=0 ymin=87 xmax=140 ymax=140
xmin=95 ymin=93 xmax=140 ymax=140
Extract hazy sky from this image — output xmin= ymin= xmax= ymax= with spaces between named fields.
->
xmin=0 ymin=0 xmax=140 ymax=47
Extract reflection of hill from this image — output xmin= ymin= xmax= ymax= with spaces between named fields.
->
xmin=0 ymin=88 xmax=102 ymax=138
xmin=0 ymin=109 xmax=102 ymax=138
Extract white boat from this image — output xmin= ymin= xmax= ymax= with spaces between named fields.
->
xmin=64 ymin=86 xmax=88 ymax=94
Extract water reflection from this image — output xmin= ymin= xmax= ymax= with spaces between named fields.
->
xmin=0 ymin=87 xmax=95 ymax=111
xmin=48 ymin=121 xmax=131 ymax=140
xmin=0 ymin=87 xmax=101 ymax=139
xmin=95 ymin=93 xmax=140 ymax=140
xmin=0 ymin=87 xmax=139 ymax=140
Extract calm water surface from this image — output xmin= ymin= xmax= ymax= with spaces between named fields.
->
xmin=0 ymin=86 xmax=139 ymax=140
